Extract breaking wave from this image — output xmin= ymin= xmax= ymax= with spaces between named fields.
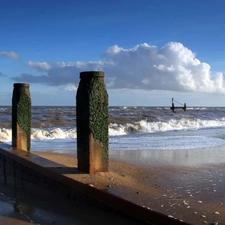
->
xmin=1 ymin=117 xmax=225 ymax=142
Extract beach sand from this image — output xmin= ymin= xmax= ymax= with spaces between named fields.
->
xmin=33 ymin=147 xmax=225 ymax=225
xmin=1 ymin=146 xmax=225 ymax=225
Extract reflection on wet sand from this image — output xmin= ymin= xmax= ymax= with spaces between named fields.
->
xmin=109 ymin=146 xmax=225 ymax=167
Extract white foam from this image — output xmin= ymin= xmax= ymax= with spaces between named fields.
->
xmin=0 ymin=128 xmax=11 ymax=142
xmin=31 ymin=128 xmax=77 ymax=140
xmin=109 ymin=134 xmax=225 ymax=151
xmin=1 ymin=116 xmax=225 ymax=142
xmin=138 ymin=118 xmax=225 ymax=133
xmin=108 ymin=124 xmax=127 ymax=136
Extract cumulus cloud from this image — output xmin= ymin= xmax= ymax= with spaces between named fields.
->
xmin=0 ymin=51 xmax=19 ymax=60
xmin=13 ymin=42 xmax=225 ymax=94
xmin=27 ymin=61 xmax=52 ymax=71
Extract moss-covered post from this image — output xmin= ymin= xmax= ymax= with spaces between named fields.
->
xmin=12 ymin=83 xmax=31 ymax=151
xmin=76 ymin=71 xmax=108 ymax=174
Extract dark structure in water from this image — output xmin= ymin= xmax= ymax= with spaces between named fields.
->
xmin=170 ymin=98 xmax=186 ymax=112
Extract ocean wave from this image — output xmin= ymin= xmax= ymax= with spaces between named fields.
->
xmin=0 ymin=128 xmax=11 ymax=142
xmin=187 ymin=107 xmax=207 ymax=110
xmin=1 ymin=117 xmax=225 ymax=142
xmin=32 ymin=128 xmax=76 ymax=140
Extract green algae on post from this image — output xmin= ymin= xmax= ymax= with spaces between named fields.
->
xmin=76 ymin=71 xmax=108 ymax=174
xmin=12 ymin=83 xmax=31 ymax=151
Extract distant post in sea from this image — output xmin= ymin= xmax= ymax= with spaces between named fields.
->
xmin=76 ymin=71 xmax=108 ymax=174
xmin=12 ymin=83 xmax=31 ymax=152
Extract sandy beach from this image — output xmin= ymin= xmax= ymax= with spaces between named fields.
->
xmin=32 ymin=147 xmax=225 ymax=225
xmin=1 ymin=146 xmax=225 ymax=224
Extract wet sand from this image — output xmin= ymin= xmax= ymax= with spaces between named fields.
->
xmin=1 ymin=146 xmax=225 ymax=225
xmin=34 ymin=147 xmax=225 ymax=225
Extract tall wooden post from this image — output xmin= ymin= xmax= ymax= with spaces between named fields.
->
xmin=76 ymin=71 xmax=108 ymax=174
xmin=12 ymin=83 xmax=31 ymax=151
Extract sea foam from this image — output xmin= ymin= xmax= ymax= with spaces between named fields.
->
xmin=1 ymin=117 xmax=225 ymax=142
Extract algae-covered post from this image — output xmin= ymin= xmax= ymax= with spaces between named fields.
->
xmin=12 ymin=83 xmax=31 ymax=151
xmin=76 ymin=71 xmax=108 ymax=174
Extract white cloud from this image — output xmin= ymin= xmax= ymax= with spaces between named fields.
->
xmin=13 ymin=42 xmax=225 ymax=94
xmin=0 ymin=51 xmax=19 ymax=60
xmin=65 ymin=85 xmax=77 ymax=91
xmin=27 ymin=61 xmax=52 ymax=71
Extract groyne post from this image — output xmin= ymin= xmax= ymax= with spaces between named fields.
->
xmin=12 ymin=83 xmax=31 ymax=151
xmin=76 ymin=71 xmax=108 ymax=174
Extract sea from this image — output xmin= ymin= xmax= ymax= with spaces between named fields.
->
xmin=1 ymin=106 xmax=225 ymax=154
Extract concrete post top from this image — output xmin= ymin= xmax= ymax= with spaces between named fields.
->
xmin=80 ymin=71 xmax=104 ymax=79
xmin=14 ymin=83 xmax=30 ymax=88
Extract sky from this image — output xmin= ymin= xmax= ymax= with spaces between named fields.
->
xmin=1 ymin=0 xmax=225 ymax=106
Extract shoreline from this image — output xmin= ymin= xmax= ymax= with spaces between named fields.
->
xmin=1 ymin=144 xmax=225 ymax=224
xmin=34 ymin=147 xmax=225 ymax=225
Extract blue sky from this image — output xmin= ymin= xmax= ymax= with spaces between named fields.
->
xmin=1 ymin=0 xmax=225 ymax=106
